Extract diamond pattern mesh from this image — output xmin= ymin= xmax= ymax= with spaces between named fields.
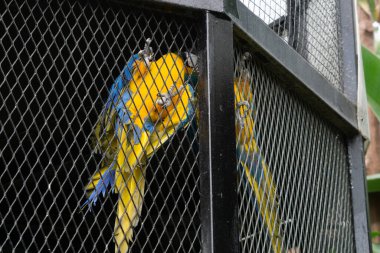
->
xmin=234 ymin=44 xmax=354 ymax=253
xmin=238 ymin=0 xmax=342 ymax=90
xmin=0 ymin=0 xmax=200 ymax=252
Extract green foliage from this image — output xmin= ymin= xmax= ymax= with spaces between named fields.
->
xmin=367 ymin=173 xmax=380 ymax=192
xmin=362 ymin=46 xmax=380 ymax=121
xmin=372 ymin=231 xmax=380 ymax=238
xmin=359 ymin=0 xmax=376 ymax=19
xmin=368 ymin=0 xmax=377 ymax=19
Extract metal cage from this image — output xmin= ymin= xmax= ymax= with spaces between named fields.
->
xmin=0 ymin=0 xmax=370 ymax=252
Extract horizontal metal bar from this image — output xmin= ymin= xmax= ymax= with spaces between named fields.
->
xmin=114 ymin=0 xmax=239 ymax=16
xmin=116 ymin=0 xmax=224 ymax=12
xmin=229 ymin=1 xmax=358 ymax=136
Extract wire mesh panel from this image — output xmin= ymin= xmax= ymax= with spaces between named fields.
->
xmin=238 ymin=0 xmax=342 ymax=90
xmin=0 ymin=0 xmax=200 ymax=252
xmin=234 ymin=44 xmax=354 ymax=252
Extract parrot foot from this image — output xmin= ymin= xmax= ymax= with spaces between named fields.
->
xmin=138 ymin=38 xmax=154 ymax=65
xmin=156 ymin=82 xmax=185 ymax=108
xmin=236 ymin=100 xmax=250 ymax=128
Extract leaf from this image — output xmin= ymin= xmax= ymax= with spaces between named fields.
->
xmin=371 ymin=231 xmax=380 ymax=238
xmin=359 ymin=0 xmax=371 ymax=16
xmin=367 ymin=173 xmax=380 ymax=193
xmin=368 ymin=0 xmax=377 ymax=19
xmin=362 ymin=46 xmax=380 ymax=121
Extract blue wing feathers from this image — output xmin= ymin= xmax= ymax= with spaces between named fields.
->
xmin=83 ymin=166 xmax=116 ymax=209
xmin=84 ymin=54 xmax=139 ymax=209
xmin=104 ymin=54 xmax=139 ymax=113
xmin=238 ymin=146 xmax=264 ymax=182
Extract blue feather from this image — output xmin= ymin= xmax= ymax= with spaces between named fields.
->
xmin=238 ymin=147 xmax=275 ymax=243
xmin=115 ymin=90 xmax=133 ymax=125
xmin=82 ymin=165 xmax=116 ymax=209
xmin=143 ymin=117 xmax=155 ymax=133
xmin=238 ymin=146 xmax=264 ymax=182
xmin=104 ymin=54 xmax=140 ymax=114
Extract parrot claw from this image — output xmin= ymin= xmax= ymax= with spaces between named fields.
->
xmin=155 ymin=82 xmax=185 ymax=108
xmin=138 ymin=38 xmax=154 ymax=63
xmin=156 ymin=92 xmax=171 ymax=108
xmin=242 ymin=51 xmax=251 ymax=61
xmin=236 ymin=101 xmax=250 ymax=128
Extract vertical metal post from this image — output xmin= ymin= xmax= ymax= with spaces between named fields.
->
xmin=348 ymin=135 xmax=372 ymax=253
xmin=199 ymin=11 xmax=239 ymax=253
xmin=338 ymin=0 xmax=358 ymax=103
xmin=340 ymin=0 xmax=371 ymax=251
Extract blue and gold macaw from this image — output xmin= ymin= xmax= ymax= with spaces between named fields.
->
xmin=235 ymin=59 xmax=283 ymax=253
xmin=83 ymin=39 xmax=196 ymax=253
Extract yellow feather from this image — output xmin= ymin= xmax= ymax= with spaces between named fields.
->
xmin=128 ymin=53 xmax=185 ymax=123
xmin=146 ymin=83 xmax=193 ymax=156
xmin=162 ymin=85 xmax=191 ymax=128
xmin=114 ymin=167 xmax=145 ymax=253
xmin=112 ymin=130 xmax=152 ymax=252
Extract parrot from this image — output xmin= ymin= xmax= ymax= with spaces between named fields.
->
xmin=82 ymin=39 xmax=197 ymax=253
xmin=234 ymin=54 xmax=283 ymax=253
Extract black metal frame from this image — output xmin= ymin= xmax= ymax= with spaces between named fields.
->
xmin=348 ymin=135 xmax=372 ymax=253
xmin=339 ymin=1 xmax=372 ymax=252
xmin=198 ymin=12 xmax=239 ymax=253
xmin=129 ymin=0 xmax=371 ymax=252
xmin=339 ymin=0 xmax=359 ymax=104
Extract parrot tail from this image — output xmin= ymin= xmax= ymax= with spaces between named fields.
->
xmin=114 ymin=167 xmax=145 ymax=253
xmin=82 ymin=165 xmax=115 ymax=209
xmin=241 ymin=161 xmax=282 ymax=253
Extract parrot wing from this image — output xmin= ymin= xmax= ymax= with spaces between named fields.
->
xmin=92 ymin=37 xmax=154 ymax=154
xmin=83 ymin=53 xmax=150 ymax=209
xmin=91 ymin=54 xmax=142 ymax=155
